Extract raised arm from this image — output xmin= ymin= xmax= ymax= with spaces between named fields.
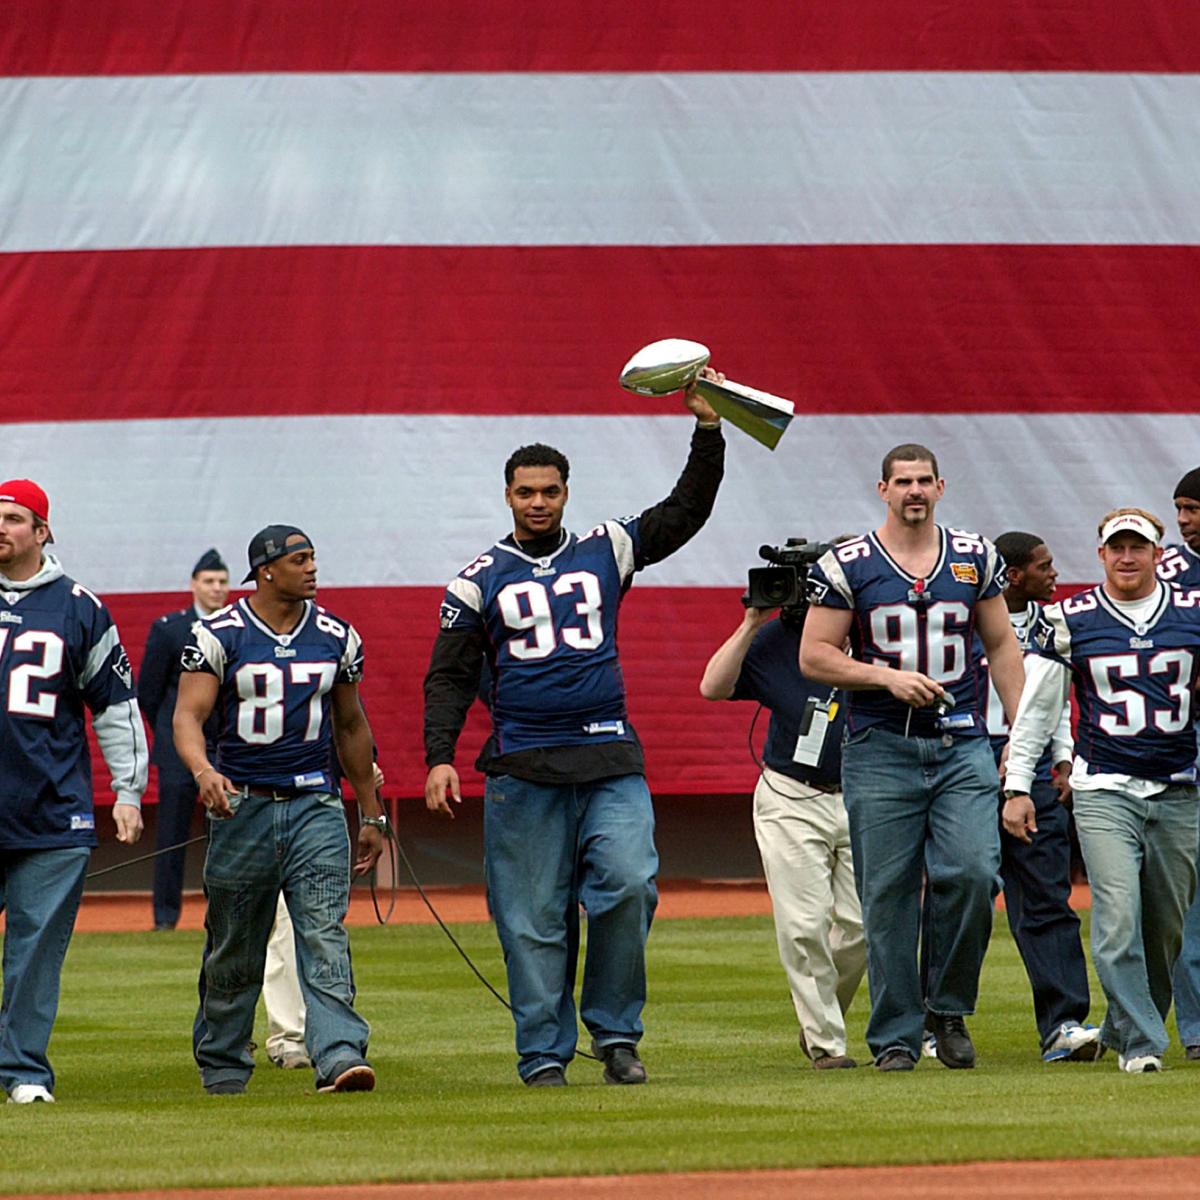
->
xmin=700 ymin=607 xmax=772 ymax=700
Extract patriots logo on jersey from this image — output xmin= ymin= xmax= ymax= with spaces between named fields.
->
xmin=805 ymin=579 xmax=830 ymax=604
xmin=111 ymin=647 xmax=134 ymax=689
xmin=950 ymin=562 xmax=979 ymax=585
xmin=181 ymin=645 xmax=208 ymax=672
xmin=439 ymin=602 xmax=463 ymax=630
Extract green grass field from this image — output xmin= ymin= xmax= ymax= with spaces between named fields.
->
xmin=3 ymin=911 xmax=1197 ymax=1194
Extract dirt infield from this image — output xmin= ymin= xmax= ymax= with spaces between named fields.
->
xmin=63 ymin=878 xmax=1092 ymax=934
xmin=17 ymin=1157 xmax=1200 ymax=1200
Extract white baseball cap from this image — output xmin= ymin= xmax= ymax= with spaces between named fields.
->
xmin=1100 ymin=513 xmax=1161 ymax=546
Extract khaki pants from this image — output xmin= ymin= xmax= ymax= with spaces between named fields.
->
xmin=753 ymin=767 xmax=866 ymax=1058
xmin=262 ymin=893 xmax=307 ymax=1062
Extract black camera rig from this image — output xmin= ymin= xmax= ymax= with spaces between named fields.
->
xmin=746 ymin=537 xmax=833 ymax=610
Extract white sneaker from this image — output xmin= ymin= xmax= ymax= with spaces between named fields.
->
xmin=7 ymin=1084 xmax=54 ymax=1104
xmin=1117 ymin=1053 xmax=1163 ymax=1073
xmin=1043 ymin=1021 xmax=1104 ymax=1063
xmin=921 ymin=1031 xmax=938 ymax=1058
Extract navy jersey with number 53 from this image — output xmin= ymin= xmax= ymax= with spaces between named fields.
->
xmin=1031 ymin=582 xmax=1200 ymax=782
xmin=806 ymin=526 xmax=1004 ymax=737
xmin=182 ymin=598 xmax=363 ymax=793
xmin=438 ymin=520 xmax=643 ymax=755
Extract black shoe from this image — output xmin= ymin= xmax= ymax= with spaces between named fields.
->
xmin=1186 ymin=1044 xmax=1200 ymax=1062
xmin=929 ymin=1013 xmax=976 ymax=1069
xmin=525 ymin=1066 xmax=567 ymax=1087
xmin=875 ymin=1048 xmax=916 ymax=1072
xmin=592 ymin=1040 xmax=647 ymax=1085
xmin=205 ymin=1079 xmax=247 ymax=1096
xmin=151 ymin=923 xmax=176 ymax=932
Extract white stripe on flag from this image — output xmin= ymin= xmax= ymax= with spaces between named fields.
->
xmin=8 ymin=412 xmax=1185 ymax=591
xmin=2 ymin=72 xmax=1199 ymax=251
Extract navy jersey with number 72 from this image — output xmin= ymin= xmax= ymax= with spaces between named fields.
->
xmin=805 ymin=525 xmax=1004 ymax=737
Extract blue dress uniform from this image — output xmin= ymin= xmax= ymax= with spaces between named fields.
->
xmin=1012 ymin=582 xmax=1200 ymax=1060
xmin=183 ymin=597 xmax=371 ymax=1091
xmin=1156 ymin=546 xmax=1200 ymax=1051
xmin=0 ymin=556 xmax=147 ymax=1097
xmin=424 ymin=425 xmax=724 ymax=1083
xmin=806 ymin=526 xmax=1005 ymax=1062
xmin=140 ymin=605 xmax=219 ymax=928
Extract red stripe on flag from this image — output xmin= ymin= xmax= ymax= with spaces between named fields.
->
xmin=7 ymin=244 xmax=1199 ymax=422
xmin=5 ymin=1 xmax=1200 ymax=75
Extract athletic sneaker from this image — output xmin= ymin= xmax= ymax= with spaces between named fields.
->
xmin=1042 ymin=1021 xmax=1104 ymax=1063
xmin=1117 ymin=1053 xmax=1163 ymax=1073
xmin=270 ymin=1049 xmax=313 ymax=1070
xmin=921 ymin=1028 xmax=938 ymax=1058
xmin=7 ymin=1084 xmax=54 ymax=1104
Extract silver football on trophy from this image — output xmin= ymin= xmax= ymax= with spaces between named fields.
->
xmin=618 ymin=338 xmax=795 ymax=451
xmin=619 ymin=339 xmax=712 ymax=397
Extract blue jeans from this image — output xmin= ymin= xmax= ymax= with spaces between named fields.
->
xmin=0 ymin=846 xmax=91 ymax=1094
xmin=1072 ymin=784 xmax=1199 ymax=1058
xmin=484 ymin=773 xmax=658 ymax=1081
xmin=193 ymin=791 xmax=369 ymax=1089
xmin=842 ymin=727 xmax=1000 ymax=1061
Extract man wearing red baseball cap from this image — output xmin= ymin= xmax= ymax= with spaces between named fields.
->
xmin=0 ymin=479 xmax=147 ymax=1103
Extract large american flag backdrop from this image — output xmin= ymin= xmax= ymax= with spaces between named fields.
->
xmin=3 ymin=2 xmax=1198 ymax=804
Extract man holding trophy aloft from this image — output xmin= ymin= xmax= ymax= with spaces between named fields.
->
xmin=422 ymin=347 xmax=741 ymax=1088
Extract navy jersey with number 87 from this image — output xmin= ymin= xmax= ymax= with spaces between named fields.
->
xmin=182 ymin=597 xmax=363 ymax=793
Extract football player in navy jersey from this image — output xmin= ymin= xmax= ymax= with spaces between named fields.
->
xmin=0 ymin=479 xmax=147 ymax=1104
xmin=971 ymin=531 xmax=1099 ymax=1063
xmin=1157 ymin=469 xmax=1200 ymax=1059
xmin=174 ymin=525 xmax=386 ymax=1096
xmin=800 ymin=444 xmax=1024 ymax=1072
xmin=1005 ymin=509 xmax=1200 ymax=1073
xmin=700 ymin=575 xmax=864 ymax=1070
xmin=423 ymin=373 xmax=725 ymax=1087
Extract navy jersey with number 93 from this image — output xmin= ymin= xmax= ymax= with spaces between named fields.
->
xmin=437 ymin=520 xmax=643 ymax=755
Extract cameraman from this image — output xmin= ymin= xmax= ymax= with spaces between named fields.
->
xmin=699 ymin=563 xmax=864 ymax=1070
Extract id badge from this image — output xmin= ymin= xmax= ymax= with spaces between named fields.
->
xmin=794 ymin=697 xmax=837 ymax=767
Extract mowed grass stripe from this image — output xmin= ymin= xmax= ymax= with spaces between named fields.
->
xmin=2 ymin=913 xmax=1197 ymax=1193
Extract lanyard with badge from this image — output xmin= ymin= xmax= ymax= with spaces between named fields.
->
xmin=793 ymin=689 xmax=839 ymax=767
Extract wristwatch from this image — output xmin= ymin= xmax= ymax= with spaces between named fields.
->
xmin=360 ymin=813 xmax=389 ymax=831
xmin=1002 ymin=789 xmax=1026 ymax=801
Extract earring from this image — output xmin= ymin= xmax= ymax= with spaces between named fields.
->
xmin=265 ymin=573 xmax=273 ymax=580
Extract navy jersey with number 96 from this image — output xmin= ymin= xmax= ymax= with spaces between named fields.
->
xmin=805 ymin=525 xmax=1004 ymax=737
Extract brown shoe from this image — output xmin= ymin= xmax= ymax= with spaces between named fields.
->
xmin=813 ymin=1053 xmax=857 ymax=1070
xmin=317 ymin=1063 xmax=375 ymax=1094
